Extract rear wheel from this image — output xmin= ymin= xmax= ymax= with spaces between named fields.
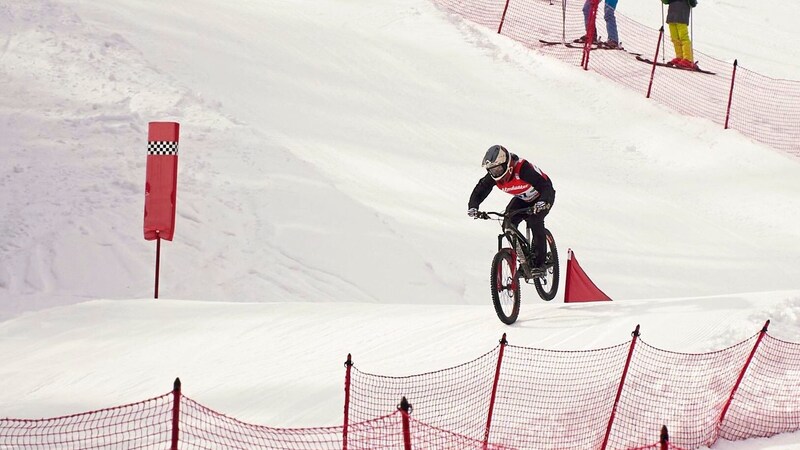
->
xmin=490 ymin=248 xmax=520 ymax=325
xmin=534 ymin=229 xmax=559 ymax=301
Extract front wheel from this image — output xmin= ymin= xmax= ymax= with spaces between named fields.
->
xmin=534 ymin=229 xmax=560 ymax=301
xmin=490 ymin=248 xmax=520 ymax=325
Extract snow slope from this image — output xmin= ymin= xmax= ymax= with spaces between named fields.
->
xmin=1 ymin=0 xmax=800 ymax=448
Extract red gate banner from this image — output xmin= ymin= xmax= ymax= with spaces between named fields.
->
xmin=564 ymin=249 xmax=612 ymax=303
xmin=143 ymin=122 xmax=180 ymax=241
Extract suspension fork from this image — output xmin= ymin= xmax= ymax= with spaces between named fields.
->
xmin=503 ymin=228 xmax=531 ymax=268
xmin=497 ymin=230 xmax=518 ymax=251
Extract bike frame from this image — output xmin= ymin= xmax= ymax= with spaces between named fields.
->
xmin=495 ymin=209 xmax=535 ymax=265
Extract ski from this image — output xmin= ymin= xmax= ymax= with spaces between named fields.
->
xmin=570 ymin=42 xmax=641 ymax=56
xmin=538 ymin=39 xmax=569 ymax=46
xmin=565 ymin=42 xmax=600 ymax=50
xmin=539 ymin=38 xmax=599 ymax=46
xmin=635 ymin=55 xmax=716 ymax=75
xmin=538 ymin=39 xmax=641 ymax=56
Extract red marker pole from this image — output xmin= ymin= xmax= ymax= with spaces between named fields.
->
xmin=155 ymin=231 xmax=161 ymax=299
xmin=144 ymin=122 xmax=180 ymax=299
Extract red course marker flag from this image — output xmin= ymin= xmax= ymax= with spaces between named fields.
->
xmin=564 ymin=249 xmax=612 ymax=303
xmin=143 ymin=122 xmax=180 ymax=241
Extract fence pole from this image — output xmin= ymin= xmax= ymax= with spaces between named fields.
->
xmin=171 ymin=377 xmax=181 ymax=450
xmin=343 ymin=354 xmax=353 ymax=450
xmin=716 ymin=320 xmax=770 ymax=438
xmin=660 ymin=425 xmax=669 ymax=450
xmin=646 ymin=27 xmax=665 ymax=99
xmin=154 ymin=231 xmax=161 ymax=299
xmin=601 ymin=325 xmax=640 ymax=450
xmin=582 ymin=0 xmax=600 ymax=70
xmin=497 ymin=0 xmax=512 ymax=34
xmin=483 ymin=333 xmax=508 ymax=449
xmin=724 ymin=59 xmax=739 ymax=129
xmin=399 ymin=397 xmax=413 ymax=450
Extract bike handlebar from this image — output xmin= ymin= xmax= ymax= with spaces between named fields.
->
xmin=475 ymin=207 xmax=533 ymax=221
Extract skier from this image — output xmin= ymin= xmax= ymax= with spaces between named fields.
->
xmin=663 ymin=0 xmax=698 ymax=70
xmin=578 ymin=0 xmax=620 ymax=49
xmin=468 ymin=145 xmax=556 ymax=275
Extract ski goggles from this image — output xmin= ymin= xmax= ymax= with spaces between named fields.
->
xmin=485 ymin=162 xmax=507 ymax=178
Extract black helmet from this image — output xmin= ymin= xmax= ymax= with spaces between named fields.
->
xmin=482 ymin=145 xmax=511 ymax=181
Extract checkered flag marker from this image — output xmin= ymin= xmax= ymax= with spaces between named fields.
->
xmin=147 ymin=141 xmax=179 ymax=155
xmin=144 ymin=121 xmax=180 ymax=299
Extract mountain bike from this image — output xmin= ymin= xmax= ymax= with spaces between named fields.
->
xmin=476 ymin=208 xmax=560 ymax=324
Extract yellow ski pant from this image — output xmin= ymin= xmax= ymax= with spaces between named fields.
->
xmin=668 ymin=22 xmax=693 ymax=62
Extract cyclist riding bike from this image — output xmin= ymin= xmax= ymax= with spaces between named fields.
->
xmin=468 ymin=145 xmax=556 ymax=275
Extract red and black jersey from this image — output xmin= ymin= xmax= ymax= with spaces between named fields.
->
xmin=468 ymin=154 xmax=555 ymax=209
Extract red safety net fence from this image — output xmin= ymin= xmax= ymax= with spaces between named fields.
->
xmin=4 ymin=322 xmax=800 ymax=449
xmin=349 ymin=341 xmax=631 ymax=448
xmin=180 ymin=395 xmax=510 ymax=450
xmin=432 ymin=0 xmax=800 ymax=158
xmin=348 ymin=323 xmax=800 ymax=449
xmin=0 ymin=383 xmax=508 ymax=449
xmin=0 ymin=393 xmax=175 ymax=449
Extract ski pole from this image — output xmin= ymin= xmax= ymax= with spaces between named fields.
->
xmin=660 ymin=3 xmax=665 ymax=62
xmin=690 ymin=8 xmax=694 ymax=63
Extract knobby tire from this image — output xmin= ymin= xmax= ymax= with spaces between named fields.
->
xmin=534 ymin=229 xmax=559 ymax=301
xmin=490 ymin=248 xmax=521 ymax=325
